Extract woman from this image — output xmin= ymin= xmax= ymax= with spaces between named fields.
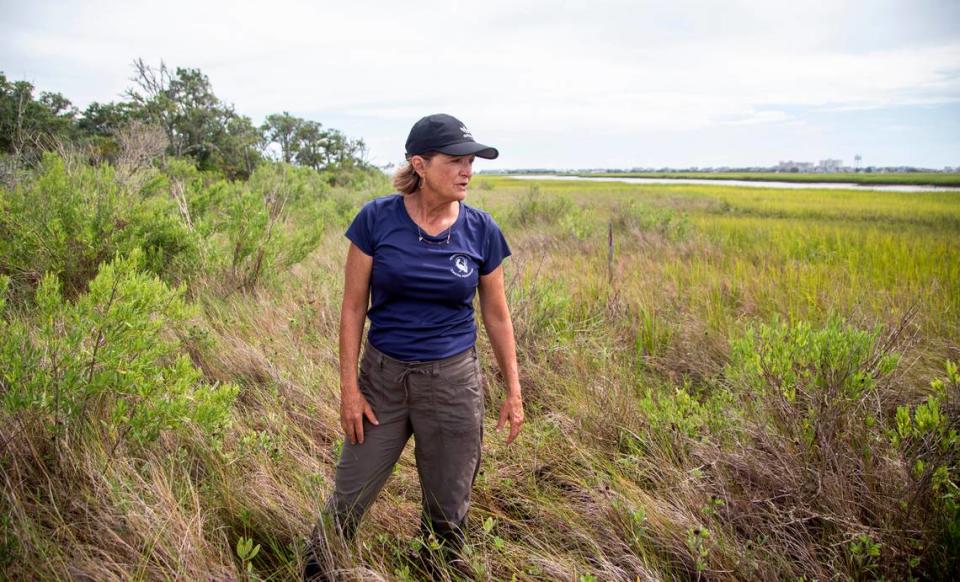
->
xmin=306 ymin=114 xmax=524 ymax=577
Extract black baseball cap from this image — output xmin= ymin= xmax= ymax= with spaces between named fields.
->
xmin=405 ymin=113 xmax=499 ymax=160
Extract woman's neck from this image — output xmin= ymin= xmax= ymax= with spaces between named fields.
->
xmin=407 ymin=191 xmax=459 ymax=232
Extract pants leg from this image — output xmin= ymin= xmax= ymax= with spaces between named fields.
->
xmin=325 ymin=347 xmax=412 ymax=539
xmin=407 ymin=348 xmax=484 ymax=549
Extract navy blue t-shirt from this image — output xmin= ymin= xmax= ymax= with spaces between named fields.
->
xmin=345 ymin=194 xmax=511 ymax=361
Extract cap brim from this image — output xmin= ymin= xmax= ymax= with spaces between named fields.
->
xmin=437 ymin=141 xmax=499 ymax=159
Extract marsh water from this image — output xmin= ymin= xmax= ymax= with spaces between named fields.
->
xmin=508 ymin=174 xmax=960 ymax=192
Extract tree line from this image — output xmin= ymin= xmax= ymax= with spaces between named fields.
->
xmin=0 ymin=59 xmax=368 ymax=180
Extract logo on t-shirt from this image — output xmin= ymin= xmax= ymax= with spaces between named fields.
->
xmin=449 ymin=254 xmax=475 ymax=278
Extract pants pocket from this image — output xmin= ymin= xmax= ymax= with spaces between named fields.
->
xmin=434 ymin=353 xmax=483 ymax=438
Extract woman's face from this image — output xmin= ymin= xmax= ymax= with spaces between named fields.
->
xmin=417 ymin=153 xmax=475 ymax=201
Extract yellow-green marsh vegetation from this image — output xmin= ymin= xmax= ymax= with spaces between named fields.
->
xmin=2 ymin=163 xmax=958 ymax=580
xmin=576 ymin=171 xmax=960 ymax=187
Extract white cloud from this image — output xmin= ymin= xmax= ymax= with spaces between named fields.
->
xmin=3 ymin=0 xmax=959 ymax=167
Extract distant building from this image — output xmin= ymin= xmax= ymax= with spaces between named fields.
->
xmin=817 ymin=159 xmax=843 ymax=172
xmin=776 ymin=160 xmax=815 ymax=173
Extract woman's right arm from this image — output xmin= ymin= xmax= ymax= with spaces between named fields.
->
xmin=339 ymin=242 xmax=379 ymax=445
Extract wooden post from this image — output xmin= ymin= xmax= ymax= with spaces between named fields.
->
xmin=608 ymin=219 xmax=614 ymax=284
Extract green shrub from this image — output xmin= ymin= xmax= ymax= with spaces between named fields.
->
xmin=613 ymin=199 xmax=689 ymax=240
xmin=328 ymin=164 xmax=391 ymax=192
xmin=118 ymin=190 xmax=201 ymax=284
xmin=246 ymin=161 xmax=331 ymax=206
xmin=506 ymin=185 xmax=596 ymax=240
xmin=475 ymin=178 xmax=494 ymax=191
xmin=0 ymin=153 xmax=379 ymax=297
xmin=725 ymin=315 xmax=898 ymax=450
xmin=558 ymin=205 xmax=596 ymax=240
xmin=622 ymin=379 xmax=736 ymax=463
xmin=508 ymin=185 xmax=574 ymax=227
xmin=0 ymin=250 xmax=238 ymax=448
xmin=508 ymin=274 xmax=575 ymax=343
xmin=182 ymin=162 xmax=365 ymax=290
xmin=893 ymin=361 xmax=960 ymax=574
xmin=0 ymin=153 xmax=201 ymax=298
xmin=0 ymin=154 xmax=127 ymax=297
xmin=717 ymin=316 xmax=960 ymax=576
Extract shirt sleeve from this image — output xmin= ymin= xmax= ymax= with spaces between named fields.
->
xmin=344 ymin=200 xmax=376 ymax=256
xmin=480 ymin=214 xmax=511 ymax=275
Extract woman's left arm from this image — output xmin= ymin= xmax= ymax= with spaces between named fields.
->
xmin=478 ymin=265 xmax=524 ymax=445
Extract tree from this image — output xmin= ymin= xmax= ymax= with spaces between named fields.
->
xmin=213 ymin=114 xmax=263 ymax=179
xmin=2 ymin=63 xmax=368 ymax=178
xmin=261 ymin=111 xmax=369 ymax=173
xmin=261 ymin=112 xmax=304 ymax=164
xmin=320 ymin=128 xmax=367 ymax=171
xmin=77 ymin=101 xmax=140 ymax=163
xmin=0 ymin=73 xmax=78 ymax=158
xmin=125 ymin=59 xmax=262 ymax=178
xmin=78 ymin=101 xmax=138 ymax=138
xmin=292 ymin=120 xmax=328 ymax=170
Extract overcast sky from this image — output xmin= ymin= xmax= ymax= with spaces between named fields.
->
xmin=2 ymin=0 xmax=959 ymax=170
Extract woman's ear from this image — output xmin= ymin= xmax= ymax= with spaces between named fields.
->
xmin=410 ymin=155 xmax=424 ymax=176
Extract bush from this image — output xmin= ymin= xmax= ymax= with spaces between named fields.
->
xmin=893 ymin=361 xmax=960 ymax=575
xmin=0 ymin=153 xmax=200 ymax=299
xmin=507 ymin=185 xmax=595 ymax=240
xmin=202 ymin=164 xmax=359 ymax=290
xmin=708 ymin=316 xmax=959 ymax=578
xmin=726 ymin=315 xmax=898 ymax=451
xmin=0 ymin=153 xmax=382 ymax=298
xmin=0 ymin=250 xmax=238 ymax=448
xmin=121 ymin=194 xmax=201 ymax=283
xmin=0 ymin=154 xmax=128 ymax=298
xmin=508 ymin=274 xmax=575 ymax=344
xmin=246 ymin=161 xmax=331 ymax=207
xmin=613 ymin=199 xmax=689 ymax=241
xmin=508 ymin=185 xmax=574 ymax=227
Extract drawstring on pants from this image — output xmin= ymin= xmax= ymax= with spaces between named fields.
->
xmin=395 ymin=362 xmax=438 ymax=403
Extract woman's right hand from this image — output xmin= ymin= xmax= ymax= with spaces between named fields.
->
xmin=340 ymin=387 xmax=379 ymax=445
xmin=338 ymin=243 xmax=376 ymax=445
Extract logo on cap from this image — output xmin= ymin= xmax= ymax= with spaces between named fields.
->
xmin=459 ymin=125 xmax=473 ymax=139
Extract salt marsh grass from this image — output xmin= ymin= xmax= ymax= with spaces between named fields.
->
xmin=582 ymin=171 xmax=960 ymax=187
xmin=2 ymin=167 xmax=958 ymax=580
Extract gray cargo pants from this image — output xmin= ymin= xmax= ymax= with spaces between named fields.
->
xmin=325 ymin=341 xmax=484 ymax=547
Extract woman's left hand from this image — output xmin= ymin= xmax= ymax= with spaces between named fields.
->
xmin=479 ymin=265 xmax=525 ymax=446
xmin=496 ymin=393 xmax=524 ymax=445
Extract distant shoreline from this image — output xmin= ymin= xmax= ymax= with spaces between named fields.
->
xmin=487 ymin=171 xmax=960 ymax=188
